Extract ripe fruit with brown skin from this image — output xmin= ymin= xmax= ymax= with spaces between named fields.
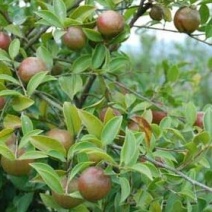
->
xmin=1 ymin=145 xmax=33 ymax=176
xmin=46 ymin=128 xmax=74 ymax=152
xmin=149 ymin=5 xmax=163 ymax=21
xmin=18 ymin=57 xmax=47 ymax=83
xmin=52 ymin=177 xmax=83 ymax=209
xmin=194 ymin=112 xmax=204 ymax=128
xmin=97 ymin=10 xmax=125 ymax=38
xmin=174 ymin=6 xmax=200 ymax=34
xmin=78 ymin=167 xmax=111 ymax=202
xmin=152 ymin=111 xmax=167 ymax=124
xmin=0 ymin=32 xmax=11 ymax=50
xmin=0 ymin=97 xmax=6 ymax=110
xmin=62 ymin=27 xmax=86 ymax=50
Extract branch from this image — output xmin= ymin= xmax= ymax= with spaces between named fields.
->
xmin=129 ymin=1 xmax=152 ymax=28
xmin=144 ymin=156 xmax=212 ymax=192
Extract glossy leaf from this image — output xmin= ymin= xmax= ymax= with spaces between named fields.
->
xmin=9 ymin=38 xmax=20 ymax=60
xmin=78 ymin=109 xmax=103 ymax=138
xmin=92 ymin=44 xmax=106 ymax=69
xmin=12 ymin=95 xmax=34 ymax=111
xmin=101 ymin=116 xmax=123 ymax=146
xmin=130 ymin=163 xmax=153 ymax=180
xmin=204 ymin=107 xmax=212 ymax=137
xmin=19 ymin=151 xmax=47 ymax=160
xmin=119 ymin=177 xmax=131 ymax=203
xmin=83 ymin=28 xmax=104 ymax=42
xmin=30 ymin=162 xmax=63 ymax=194
xmin=40 ymin=193 xmax=61 ymax=210
xmin=0 ymin=144 xmax=15 ymax=160
xmin=36 ymin=46 xmax=53 ymax=70
xmin=30 ymin=135 xmax=66 ymax=156
xmin=184 ymin=102 xmax=197 ymax=126
xmin=72 ymin=54 xmax=91 ymax=73
xmin=0 ymin=74 xmax=20 ymax=85
xmin=63 ymin=102 xmax=81 ymax=136
xmin=53 ymin=0 xmax=67 ymax=22
xmin=0 ymin=49 xmax=11 ymax=61
xmin=3 ymin=114 xmax=21 ymax=129
xmin=21 ymin=114 xmax=33 ymax=135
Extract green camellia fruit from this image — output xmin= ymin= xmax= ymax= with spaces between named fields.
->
xmin=62 ymin=27 xmax=86 ymax=50
xmin=78 ymin=167 xmax=111 ymax=202
xmin=149 ymin=5 xmax=163 ymax=21
xmin=0 ymin=32 xmax=11 ymax=50
xmin=97 ymin=10 xmax=125 ymax=38
xmin=1 ymin=144 xmax=33 ymax=176
xmin=52 ymin=177 xmax=84 ymax=209
xmin=46 ymin=128 xmax=74 ymax=152
xmin=174 ymin=6 xmax=200 ymax=34
xmin=18 ymin=57 xmax=47 ymax=83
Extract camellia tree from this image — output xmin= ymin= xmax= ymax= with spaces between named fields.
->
xmin=0 ymin=0 xmax=212 ymax=211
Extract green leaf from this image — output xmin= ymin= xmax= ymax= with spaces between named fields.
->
xmin=63 ymin=102 xmax=81 ymax=137
xmin=0 ymin=144 xmax=15 ymax=160
xmin=59 ymin=75 xmax=82 ymax=100
xmin=36 ymin=46 xmax=53 ymax=70
xmin=40 ymin=193 xmax=61 ymax=210
xmin=78 ymin=109 xmax=103 ymax=138
xmin=83 ymin=28 xmax=104 ymax=42
xmin=72 ymin=54 xmax=91 ymax=73
xmin=120 ymin=129 xmax=137 ymax=166
xmin=130 ymin=163 xmax=153 ymax=180
xmin=119 ymin=177 xmax=131 ymax=203
xmin=5 ymin=24 xmax=24 ymax=38
xmin=92 ymin=44 xmax=106 ymax=69
xmin=68 ymin=162 xmax=93 ymax=182
xmin=0 ymin=128 xmax=14 ymax=142
xmin=167 ymin=65 xmax=179 ymax=82
xmin=108 ymin=56 xmax=130 ymax=73
xmin=35 ymin=10 xmax=63 ymax=28
xmin=0 ymin=89 xmax=21 ymax=97
xmin=12 ymin=95 xmax=34 ymax=111
xmin=0 ymin=49 xmax=11 ymax=61
xmin=19 ymin=151 xmax=48 ymax=160
xmin=30 ymin=162 xmax=63 ymax=193
xmin=184 ymin=102 xmax=197 ymax=125
xmin=19 ymin=130 xmax=43 ymax=149
xmin=21 ymin=114 xmax=33 ymax=135
xmin=0 ymin=74 xmax=20 ymax=85
xmin=199 ymin=4 xmax=210 ymax=24
xmin=30 ymin=135 xmax=66 ymax=156
xmin=8 ymin=38 xmax=20 ymax=60
xmin=69 ymin=6 xmax=96 ymax=22
xmin=101 ymin=116 xmax=123 ymax=146
xmin=3 ymin=114 xmax=21 ymax=129
xmin=27 ymin=72 xmax=56 ymax=96
xmin=53 ymin=0 xmax=67 ymax=22
xmin=204 ymin=107 xmax=212 ymax=137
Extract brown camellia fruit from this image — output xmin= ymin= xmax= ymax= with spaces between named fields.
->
xmin=1 ymin=145 xmax=33 ymax=176
xmin=0 ymin=32 xmax=11 ymax=50
xmin=46 ymin=128 xmax=73 ymax=152
xmin=0 ymin=97 xmax=6 ymax=110
xmin=194 ymin=112 xmax=204 ymax=128
xmin=152 ymin=111 xmax=167 ymax=124
xmin=52 ymin=177 xmax=83 ymax=209
xmin=149 ymin=5 xmax=163 ymax=21
xmin=174 ymin=6 xmax=200 ymax=34
xmin=78 ymin=167 xmax=111 ymax=202
xmin=62 ymin=27 xmax=86 ymax=50
xmin=97 ymin=10 xmax=125 ymax=38
xmin=18 ymin=57 xmax=47 ymax=83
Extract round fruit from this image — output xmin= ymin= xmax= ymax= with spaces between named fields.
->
xmin=174 ymin=6 xmax=200 ymax=34
xmin=152 ymin=111 xmax=167 ymax=124
xmin=0 ymin=32 xmax=11 ymax=50
xmin=52 ymin=177 xmax=83 ymax=209
xmin=194 ymin=112 xmax=204 ymax=128
xmin=97 ymin=10 xmax=125 ymax=38
xmin=0 ymin=97 xmax=6 ymax=110
xmin=18 ymin=57 xmax=47 ymax=82
xmin=149 ymin=5 xmax=163 ymax=21
xmin=1 ymin=146 xmax=33 ymax=176
xmin=62 ymin=27 xmax=86 ymax=50
xmin=78 ymin=167 xmax=111 ymax=202
xmin=46 ymin=128 xmax=74 ymax=152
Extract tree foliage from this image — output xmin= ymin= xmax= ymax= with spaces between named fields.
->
xmin=0 ymin=0 xmax=212 ymax=211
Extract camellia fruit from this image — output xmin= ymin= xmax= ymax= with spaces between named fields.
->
xmin=97 ymin=10 xmax=125 ymax=38
xmin=152 ymin=111 xmax=167 ymax=124
xmin=62 ymin=27 xmax=86 ymax=50
xmin=46 ymin=128 xmax=74 ymax=152
xmin=52 ymin=177 xmax=83 ymax=209
xmin=194 ymin=112 xmax=204 ymax=128
xmin=18 ymin=57 xmax=47 ymax=83
xmin=174 ymin=6 xmax=200 ymax=34
xmin=0 ymin=97 xmax=6 ymax=110
xmin=78 ymin=167 xmax=111 ymax=202
xmin=149 ymin=5 xmax=163 ymax=21
xmin=0 ymin=32 xmax=11 ymax=50
xmin=1 ymin=145 xmax=33 ymax=176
